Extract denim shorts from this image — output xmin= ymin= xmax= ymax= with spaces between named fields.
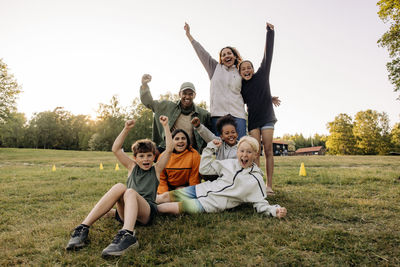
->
xmin=261 ymin=121 xmax=276 ymax=130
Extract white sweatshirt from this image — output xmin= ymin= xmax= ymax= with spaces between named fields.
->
xmin=191 ymin=40 xmax=246 ymax=119
xmin=196 ymin=142 xmax=281 ymax=217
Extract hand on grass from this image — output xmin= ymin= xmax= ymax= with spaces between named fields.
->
xmin=276 ymin=207 xmax=287 ymax=219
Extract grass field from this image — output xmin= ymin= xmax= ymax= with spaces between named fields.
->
xmin=1 ymin=148 xmax=400 ymax=266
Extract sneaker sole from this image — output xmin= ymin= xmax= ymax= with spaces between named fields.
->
xmin=101 ymin=241 xmax=139 ymax=257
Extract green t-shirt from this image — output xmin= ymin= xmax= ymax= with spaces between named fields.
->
xmin=126 ymin=165 xmax=159 ymax=205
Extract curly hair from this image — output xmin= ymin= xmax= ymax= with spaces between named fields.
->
xmin=216 ymin=114 xmax=237 ymax=135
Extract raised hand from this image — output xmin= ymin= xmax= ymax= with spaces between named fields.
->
xmin=142 ymin=74 xmax=152 ymax=86
xmin=159 ymin=115 xmax=169 ymax=126
xmin=184 ymin=22 xmax=194 ymax=42
xmin=212 ymin=139 xmax=222 ymax=148
xmin=266 ymin=22 xmax=274 ymax=31
xmin=125 ymin=120 xmax=135 ymax=129
xmin=191 ymin=117 xmax=200 ymax=128
xmin=276 ymin=207 xmax=287 ymax=219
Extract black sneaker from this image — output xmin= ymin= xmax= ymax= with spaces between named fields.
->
xmin=101 ymin=229 xmax=138 ymax=257
xmin=65 ymin=225 xmax=89 ymax=250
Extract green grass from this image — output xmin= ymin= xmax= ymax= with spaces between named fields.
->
xmin=1 ymin=148 xmax=400 ymax=266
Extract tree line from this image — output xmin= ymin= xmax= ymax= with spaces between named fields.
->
xmin=1 ymin=59 xmax=400 ymax=154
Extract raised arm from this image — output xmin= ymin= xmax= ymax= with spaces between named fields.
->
xmin=139 ymin=74 xmax=159 ymax=112
xmin=199 ymin=140 xmax=222 ymax=175
xmin=112 ymin=120 xmax=136 ymax=172
xmin=191 ymin=117 xmax=217 ymax=143
xmin=155 ymin=115 xmax=173 ymax=178
xmin=260 ymin=22 xmax=275 ymax=76
xmin=184 ymin=22 xmax=218 ymax=79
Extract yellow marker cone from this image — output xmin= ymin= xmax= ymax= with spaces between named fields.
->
xmin=299 ymin=162 xmax=307 ymax=176
xmin=52 ymin=165 xmax=56 ymax=172
xmin=115 ymin=163 xmax=120 ymax=171
xmin=99 ymin=163 xmax=104 ymax=170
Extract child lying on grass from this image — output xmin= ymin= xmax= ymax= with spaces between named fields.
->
xmin=66 ymin=116 xmax=173 ymax=257
xmin=156 ymin=136 xmax=287 ymax=218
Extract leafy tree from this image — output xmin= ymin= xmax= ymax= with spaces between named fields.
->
xmin=0 ymin=59 xmax=22 ymax=122
xmin=326 ymin=113 xmax=356 ymax=155
xmin=377 ymin=0 xmax=400 ymax=98
xmin=353 ymin=110 xmax=391 ymax=155
xmin=90 ymin=95 xmax=126 ymax=151
xmin=390 ymin=122 xmax=400 ymax=151
xmin=0 ymin=112 xmax=26 ymax=147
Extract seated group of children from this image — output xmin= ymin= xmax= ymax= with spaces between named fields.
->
xmin=65 ymin=115 xmax=287 ymax=257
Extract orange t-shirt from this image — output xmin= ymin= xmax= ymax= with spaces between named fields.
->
xmin=157 ymin=148 xmax=201 ymax=194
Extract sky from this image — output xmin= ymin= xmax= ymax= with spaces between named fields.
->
xmin=1 ymin=0 xmax=399 ymax=138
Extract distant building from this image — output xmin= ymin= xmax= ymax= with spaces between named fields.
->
xmin=295 ymin=146 xmax=326 ymax=156
xmin=273 ymin=140 xmax=289 ymax=156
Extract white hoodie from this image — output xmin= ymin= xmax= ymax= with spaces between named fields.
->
xmin=196 ymin=142 xmax=281 ymax=217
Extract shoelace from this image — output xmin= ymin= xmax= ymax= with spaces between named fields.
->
xmin=111 ymin=231 xmax=126 ymax=244
xmin=71 ymin=226 xmax=86 ymax=237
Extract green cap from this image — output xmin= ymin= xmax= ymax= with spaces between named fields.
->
xmin=179 ymin=82 xmax=196 ymax=93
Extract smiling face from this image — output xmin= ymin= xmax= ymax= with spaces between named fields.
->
xmin=179 ymin=89 xmax=195 ymax=109
xmin=237 ymin=141 xmax=257 ymax=169
xmin=133 ymin=152 xmax=155 ymax=170
xmin=220 ymin=124 xmax=238 ymax=146
xmin=239 ymin=61 xmax=254 ymax=80
xmin=173 ymin=132 xmax=188 ymax=153
xmin=220 ymin=48 xmax=237 ymax=68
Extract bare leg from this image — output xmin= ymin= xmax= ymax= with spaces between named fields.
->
xmin=157 ymin=202 xmax=181 ymax=215
xmin=82 ymin=183 xmax=126 ymax=226
xmin=156 ymin=192 xmax=171 ymax=204
xmin=118 ymin=188 xmax=151 ymax=231
xmin=261 ymin=129 xmax=274 ymax=194
xmin=249 ymin=128 xmax=262 ymax=166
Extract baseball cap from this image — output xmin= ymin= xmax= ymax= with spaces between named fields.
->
xmin=179 ymin=82 xmax=196 ymax=93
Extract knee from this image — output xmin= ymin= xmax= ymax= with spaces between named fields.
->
xmin=265 ymin=147 xmax=273 ymax=157
xmin=112 ymin=183 xmax=126 ymax=193
xmin=124 ymin=188 xmax=138 ymax=200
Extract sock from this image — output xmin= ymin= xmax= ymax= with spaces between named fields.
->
xmin=80 ymin=224 xmax=90 ymax=228
xmin=123 ymin=229 xmax=134 ymax=235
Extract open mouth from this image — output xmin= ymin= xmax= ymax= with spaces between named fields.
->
xmin=240 ymin=158 xmax=249 ymax=166
xmin=176 ymin=143 xmax=185 ymax=150
xmin=243 ymin=73 xmax=252 ymax=78
xmin=143 ymin=162 xmax=151 ymax=168
xmin=224 ymin=58 xmax=233 ymax=64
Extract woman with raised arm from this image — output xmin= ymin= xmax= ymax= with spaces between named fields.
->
xmin=184 ymin=22 xmax=246 ymax=139
xmin=239 ymin=22 xmax=280 ymax=195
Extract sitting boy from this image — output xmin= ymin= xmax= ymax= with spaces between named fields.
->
xmin=66 ymin=116 xmax=173 ymax=257
xmin=156 ymin=136 xmax=287 ymax=218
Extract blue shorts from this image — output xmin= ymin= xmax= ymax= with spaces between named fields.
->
xmin=169 ymin=185 xmax=205 ymax=214
xmin=261 ymin=121 xmax=275 ymax=130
